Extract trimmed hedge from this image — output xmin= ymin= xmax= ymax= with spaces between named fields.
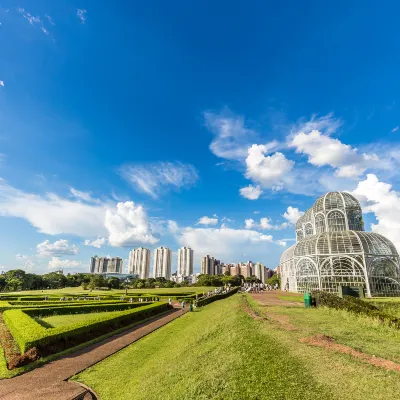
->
xmin=24 ymin=302 xmax=151 ymax=317
xmin=311 ymin=291 xmax=400 ymax=329
xmin=4 ymin=302 xmax=169 ymax=354
xmin=196 ymin=287 xmax=239 ymax=307
xmin=0 ymin=300 xmax=130 ymax=312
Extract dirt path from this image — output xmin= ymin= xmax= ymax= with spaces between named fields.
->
xmin=249 ymin=291 xmax=303 ymax=307
xmin=0 ymin=307 xmax=188 ymax=400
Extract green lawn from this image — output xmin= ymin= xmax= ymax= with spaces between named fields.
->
xmin=73 ymin=294 xmax=400 ymax=400
xmin=38 ymin=311 xmax=118 ymax=328
xmin=73 ymin=295 xmax=331 ymax=400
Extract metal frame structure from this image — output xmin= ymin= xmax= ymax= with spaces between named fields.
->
xmin=280 ymin=192 xmax=400 ymax=297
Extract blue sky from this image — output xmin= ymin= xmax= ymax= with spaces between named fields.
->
xmin=1 ymin=1 xmax=400 ymax=274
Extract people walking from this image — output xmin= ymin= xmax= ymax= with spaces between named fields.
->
xmin=181 ymin=300 xmax=185 ymax=310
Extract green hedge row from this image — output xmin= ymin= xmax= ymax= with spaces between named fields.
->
xmin=196 ymin=287 xmax=239 ymax=307
xmin=24 ymin=302 xmax=151 ymax=317
xmin=311 ymin=291 xmax=400 ymax=328
xmin=4 ymin=302 xmax=169 ymax=354
xmin=0 ymin=300 xmax=130 ymax=312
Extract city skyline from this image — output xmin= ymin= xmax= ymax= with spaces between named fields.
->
xmin=1 ymin=2 xmax=400 ymax=275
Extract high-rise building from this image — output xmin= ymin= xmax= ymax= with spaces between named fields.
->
xmin=201 ymin=255 xmax=215 ymax=275
xmin=128 ymin=247 xmax=151 ymax=279
xmin=177 ymin=247 xmax=194 ymax=277
xmin=153 ymin=247 xmax=172 ymax=279
xmin=240 ymin=262 xmax=252 ymax=278
xmin=254 ymin=262 xmax=268 ymax=283
xmin=90 ymin=256 xmax=123 ymax=274
xmin=230 ymin=264 xmax=240 ymax=276
xmin=214 ymin=259 xmax=222 ymax=275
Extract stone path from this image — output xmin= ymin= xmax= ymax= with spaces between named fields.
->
xmin=0 ymin=307 xmax=187 ymax=400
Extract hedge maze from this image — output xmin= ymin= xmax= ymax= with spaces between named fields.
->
xmin=0 ymin=293 xmax=176 ymax=373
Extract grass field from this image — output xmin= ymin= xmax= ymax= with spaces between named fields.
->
xmin=72 ymin=293 xmax=400 ymax=400
xmin=37 ymin=311 xmax=117 ymax=328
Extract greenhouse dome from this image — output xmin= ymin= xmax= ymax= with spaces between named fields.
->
xmin=280 ymin=192 xmax=400 ymax=297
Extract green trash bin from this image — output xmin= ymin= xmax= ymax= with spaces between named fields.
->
xmin=304 ymin=292 xmax=312 ymax=308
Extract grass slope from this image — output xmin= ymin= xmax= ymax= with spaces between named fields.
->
xmin=73 ymin=295 xmax=330 ymax=400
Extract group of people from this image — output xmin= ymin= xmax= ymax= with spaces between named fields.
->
xmin=241 ymin=282 xmax=279 ymax=293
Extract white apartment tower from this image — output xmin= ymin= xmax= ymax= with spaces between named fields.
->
xmin=128 ymin=247 xmax=151 ymax=279
xmin=153 ymin=247 xmax=172 ymax=280
xmin=177 ymin=247 xmax=194 ymax=277
xmin=201 ymin=255 xmax=215 ymax=275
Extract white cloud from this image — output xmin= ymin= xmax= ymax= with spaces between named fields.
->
xmin=84 ymin=237 xmax=107 ymax=248
xmin=254 ymin=211 xmax=260 ymax=214
xmin=174 ymin=225 xmax=285 ymax=264
xmin=245 ymin=145 xmax=294 ymax=188
xmin=105 ymin=201 xmax=158 ymax=247
xmin=204 ymin=109 xmax=258 ymax=160
xmin=70 ymin=188 xmax=101 ymax=203
xmin=37 ymin=239 xmax=79 ymax=256
xmin=240 ymin=184 xmax=262 ymax=200
xmin=16 ymin=254 xmax=37 ymax=271
xmin=353 ymin=174 xmax=400 ymax=251
xmin=77 ymin=9 xmax=87 ymax=23
xmin=283 ymin=206 xmax=304 ymax=225
xmin=0 ymin=179 xmax=108 ymax=237
xmin=198 ymin=216 xmax=218 ymax=225
xmin=289 ymin=115 xmax=383 ymax=178
xmin=120 ymin=161 xmax=198 ymax=199
xmin=48 ymin=257 xmax=81 ymax=269
xmin=392 ymin=126 xmax=399 ymax=133
xmin=17 ymin=8 xmax=51 ymax=35
xmin=0 ymin=181 xmax=156 ymax=248
xmin=245 ymin=217 xmax=288 ymax=230
xmin=0 ymin=81 xmax=4 ymax=87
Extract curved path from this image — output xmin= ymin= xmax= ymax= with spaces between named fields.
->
xmin=0 ymin=307 xmax=187 ymax=400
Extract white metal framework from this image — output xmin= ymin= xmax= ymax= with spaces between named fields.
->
xmin=281 ymin=192 xmax=400 ymax=297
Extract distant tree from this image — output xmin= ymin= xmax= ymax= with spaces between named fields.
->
xmin=5 ymin=269 xmax=26 ymax=291
xmin=136 ymin=281 xmax=144 ymax=289
xmin=42 ymin=272 xmax=67 ymax=289
xmin=107 ymin=277 xmax=121 ymax=289
xmin=267 ymin=274 xmax=281 ymax=287
xmin=0 ymin=275 xmax=6 ymax=291
xmin=88 ymin=274 xmax=107 ymax=289
xmin=224 ymin=270 xmax=231 ymax=276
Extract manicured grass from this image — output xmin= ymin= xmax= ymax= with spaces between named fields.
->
xmin=73 ymin=295 xmax=331 ymax=400
xmin=40 ymin=311 xmax=118 ymax=327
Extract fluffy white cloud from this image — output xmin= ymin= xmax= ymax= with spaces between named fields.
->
xmin=84 ymin=237 xmax=107 ymax=248
xmin=37 ymin=239 xmax=79 ymax=256
xmin=0 ymin=81 xmax=4 ymax=87
xmin=283 ymin=206 xmax=304 ymax=225
xmin=245 ymin=217 xmax=288 ymax=230
xmin=105 ymin=201 xmax=158 ymax=247
xmin=204 ymin=109 xmax=257 ymax=160
xmin=197 ymin=216 xmax=218 ymax=225
xmin=289 ymin=115 xmax=383 ymax=178
xmin=0 ymin=179 xmax=108 ymax=237
xmin=392 ymin=126 xmax=399 ymax=133
xmin=240 ymin=184 xmax=262 ymax=200
xmin=174 ymin=225 xmax=285 ymax=264
xmin=0 ymin=180 xmax=157 ymax=248
xmin=245 ymin=145 xmax=294 ymax=188
xmin=353 ymin=174 xmax=400 ymax=251
xmin=120 ymin=161 xmax=198 ymax=199
xmin=48 ymin=257 xmax=81 ymax=269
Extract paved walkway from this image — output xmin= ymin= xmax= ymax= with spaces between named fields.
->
xmin=0 ymin=307 xmax=187 ymax=400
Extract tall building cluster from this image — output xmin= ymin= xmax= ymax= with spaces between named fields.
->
xmin=90 ymin=256 xmax=123 ymax=274
xmin=89 ymin=247 xmax=275 ymax=283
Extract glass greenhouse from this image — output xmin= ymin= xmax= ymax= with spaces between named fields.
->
xmin=280 ymin=192 xmax=400 ymax=297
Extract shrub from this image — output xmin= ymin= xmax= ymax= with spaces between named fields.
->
xmin=4 ymin=302 xmax=169 ymax=355
xmin=24 ymin=302 xmax=149 ymax=317
xmin=8 ymin=347 xmax=39 ymax=369
xmin=311 ymin=291 xmax=400 ymax=329
xmin=196 ymin=287 xmax=239 ymax=307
